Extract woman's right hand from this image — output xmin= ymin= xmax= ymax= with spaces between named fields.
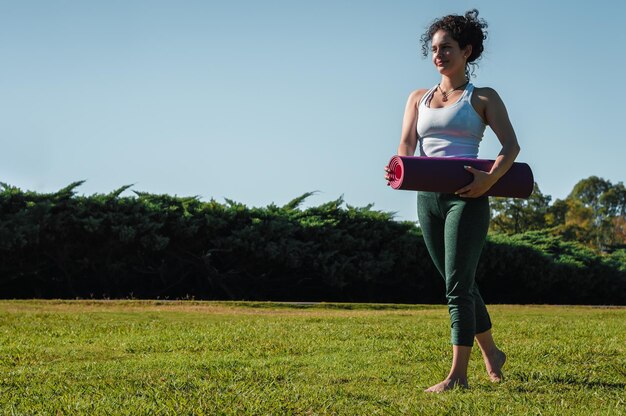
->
xmin=384 ymin=165 xmax=397 ymax=185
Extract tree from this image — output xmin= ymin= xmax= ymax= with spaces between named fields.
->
xmin=545 ymin=198 xmax=568 ymax=227
xmin=557 ymin=177 xmax=626 ymax=250
xmin=559 ymin=198 xmax=595 ymax=246
xmin=610 ymin=216 xmax=626 ymax=250
xmin=489 ymin=183 xmax=551 ymax=234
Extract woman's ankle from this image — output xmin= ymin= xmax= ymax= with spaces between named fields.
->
xmin=446 ymin=374 xmax=468 ymax=383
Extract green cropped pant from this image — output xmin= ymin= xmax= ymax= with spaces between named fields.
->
xmin=417 ymin=191 xmax=492 ymax=347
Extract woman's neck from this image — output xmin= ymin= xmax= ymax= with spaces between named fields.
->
xmin=439 ymin=74 xmax=469 ymax=91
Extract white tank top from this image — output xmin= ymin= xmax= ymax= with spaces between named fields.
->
xmin=416 ymin=83 xmax=486 ymax=158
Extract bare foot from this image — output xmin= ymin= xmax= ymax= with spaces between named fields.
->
xmin=424 ymin=377 xmax=468 ymax=393
xmin=483 ymin=349 xmax=506 ymax=382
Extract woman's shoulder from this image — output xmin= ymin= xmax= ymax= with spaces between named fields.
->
xmin=470 ymin=85 xmax=509 ymax=122
xmin=407 ymin=88 xmax=430 ymax=105
xmin=471 ymin=86 xmax=503 ymax=101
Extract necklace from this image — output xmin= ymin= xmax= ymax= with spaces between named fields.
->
xmin=437 ymin=80 xmax=469 ymax=102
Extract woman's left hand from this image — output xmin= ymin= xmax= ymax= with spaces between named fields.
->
xmin=455 ymin=166 xmax=497 ymax=198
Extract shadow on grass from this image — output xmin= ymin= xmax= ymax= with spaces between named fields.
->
xmin=512 ymin=372 xmax=625 ymax=391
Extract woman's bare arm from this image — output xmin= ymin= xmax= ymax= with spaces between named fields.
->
xmin=398 ymin=89 xmax=427 ymax=156
xmin=385 ymin=89 xmax=427 ymax=181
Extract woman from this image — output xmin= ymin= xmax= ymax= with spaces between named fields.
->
xmin=386 ymin=10 xmax=519 ymax=392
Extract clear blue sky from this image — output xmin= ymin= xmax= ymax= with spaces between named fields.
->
xmin=1 ymin=0 xmax=624 ymax=221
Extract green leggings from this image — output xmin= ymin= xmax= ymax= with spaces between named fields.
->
xmin=417 ymin=191 xmax=492 ymax=347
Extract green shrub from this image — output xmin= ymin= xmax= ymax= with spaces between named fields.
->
xmin=479 ymin=230 xmax=625 ymax=304
xmin=1 ymin=183 xmax=624 ymax=304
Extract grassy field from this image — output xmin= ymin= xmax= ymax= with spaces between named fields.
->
xmin=0 ymin=300 xmax=624 ymax=415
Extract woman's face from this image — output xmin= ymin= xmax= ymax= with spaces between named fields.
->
xmin=431 ymin=29 xmax=470 ymax=76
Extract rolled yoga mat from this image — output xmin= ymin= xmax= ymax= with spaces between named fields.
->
xmin=386 ymin=155 xmax=534 ymax=198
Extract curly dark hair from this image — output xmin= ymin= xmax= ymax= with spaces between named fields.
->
xmin=420 ymin=9 xmax=488 ymax=79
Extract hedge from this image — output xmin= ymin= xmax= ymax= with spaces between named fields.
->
xmin=1 ymin=182 xmax=624 ymax=304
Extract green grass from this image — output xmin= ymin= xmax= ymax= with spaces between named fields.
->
xmin=0 ymin=300 xmax=624 ymax=415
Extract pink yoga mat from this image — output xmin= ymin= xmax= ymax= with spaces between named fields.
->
xmin=386 ymin=155 xmax=534 ymax=198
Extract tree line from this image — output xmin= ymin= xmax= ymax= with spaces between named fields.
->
xmin=489 ymin=176 xmax=625 ymax=252
xmin=0 ymin=178 xmax=624 ymax=304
